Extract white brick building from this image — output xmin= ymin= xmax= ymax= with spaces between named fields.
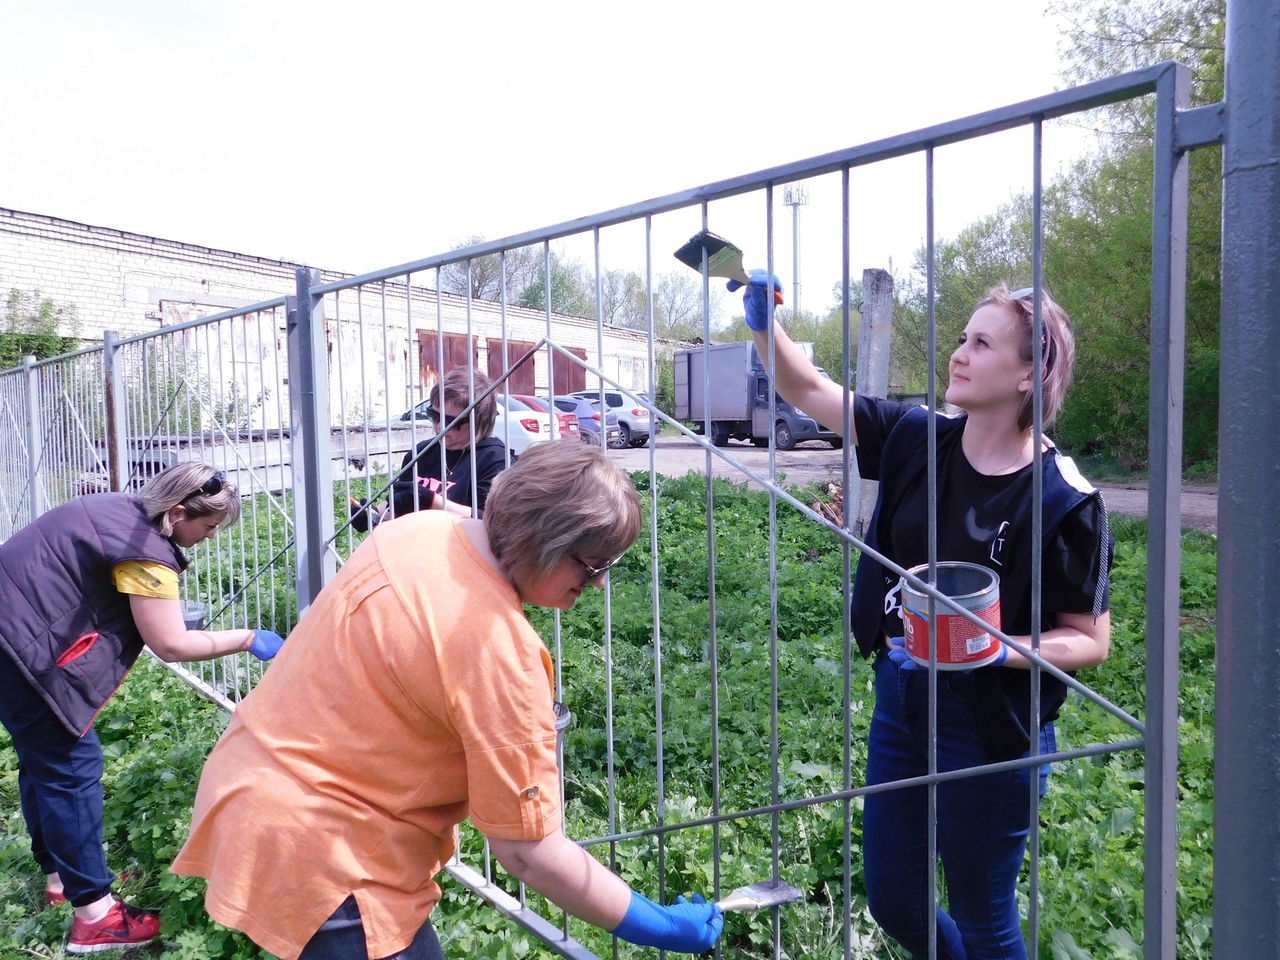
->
xmin=0 ymin=206 xmax=664 ymax=424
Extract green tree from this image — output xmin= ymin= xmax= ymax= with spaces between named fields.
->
xmin=518 ymin=250 xmax=597 ymax=319
xmin=885 ymin=0 xmax=1224 ymax=465
xmin=2 ymin=287 xmax=83 ymax=370
xmin=437 ymin=236 xmax=544 ymax=304
xmin=1046 ymin=0 xmax=1224 ymax=465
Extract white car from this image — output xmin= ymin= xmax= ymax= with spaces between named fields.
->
xmin=384 ymin=397 xmax=549 ymax=456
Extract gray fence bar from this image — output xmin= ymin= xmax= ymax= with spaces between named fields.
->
xmin=21 ymin=355 xmax=42 ymax=519
xmin=286 ymin=267 xmax=336 ymax=610
xmin=1144 ymin=62 xmax=1192 ymax=960
xmin=1214 ymin=0 xmax=1280 ymax=956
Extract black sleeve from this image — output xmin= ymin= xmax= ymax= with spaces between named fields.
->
xmin=1043 ymin=495 xmax=1112 ymax=618
xmin=463 ymin=440 xmax=511 ymax=516
xmin=853 ymin=395 xmax=914 ymax=481
xmin=387 ymin=440 xmax=443 ymax=515
xmin=389 ymin=478 xmax=434 ymax=515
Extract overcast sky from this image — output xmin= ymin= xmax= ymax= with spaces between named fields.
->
xmin=1 ymin=0 xmax=1101 ymax=314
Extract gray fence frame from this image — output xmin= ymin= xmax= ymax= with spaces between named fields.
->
xmin=2 ymin=13 xmax=1276 ymax=954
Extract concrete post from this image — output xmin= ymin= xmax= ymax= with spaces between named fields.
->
xmin=855 ymin=268 xmax=893 ymax=534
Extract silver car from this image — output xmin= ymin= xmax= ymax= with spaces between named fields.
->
xmin=568 ymin=390 xmax=655 ymax=448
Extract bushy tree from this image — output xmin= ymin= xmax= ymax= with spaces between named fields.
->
xmin=437 ymin=236 xmax=546 ymax=304
xmin=885 ymin=0 xmax=1224 ymax=466
xmin=2 ymin=287 xmax=83 ymax=370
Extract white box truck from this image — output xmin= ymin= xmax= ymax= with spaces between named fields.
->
xmin=672 ymin=341 xmax=842 ymax=450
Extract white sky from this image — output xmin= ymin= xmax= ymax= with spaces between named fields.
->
xmin=1 ymin=0 xmax=1102 ymax=316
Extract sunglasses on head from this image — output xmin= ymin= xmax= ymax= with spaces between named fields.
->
xmin=1009 ymin=288 xmax=1055 ymax=372
xmin=186 ymin=470 xmax=226 ymax=500
xmin=571 ymin=553 xmax=625 ymax=585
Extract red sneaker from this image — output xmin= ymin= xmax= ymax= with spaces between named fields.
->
xmin=66 ymin=901 xmax=161 ymax=953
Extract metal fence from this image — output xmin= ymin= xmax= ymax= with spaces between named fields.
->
xmin=2 ymin=44 xmax=1273 ymax=959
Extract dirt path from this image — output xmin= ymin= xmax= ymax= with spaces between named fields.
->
xmin=610 ymin=437 xmax=1218 ymax=534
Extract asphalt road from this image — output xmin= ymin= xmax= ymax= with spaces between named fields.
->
xmin=609 ymin=435 xmax=1218 ymax=534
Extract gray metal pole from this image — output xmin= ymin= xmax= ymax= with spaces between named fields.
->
xmin=855 ymin=268 xmax=893 ymax=535
xmin=1144 ymin=62 xmax=1190 ymax=960
xmin=102 ymin=331 xmax=127 ymax=492
xmin=286 ymin=268 xmax=335 ymax=610
xmin=21 ymin=355 xmax=44 ymax=519
xmin=1214 ymin=1 xmax=1280 ymax=956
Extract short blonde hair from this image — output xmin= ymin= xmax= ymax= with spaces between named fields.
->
xmin=431 ymin=368 xmax=497 ymax=440
xmin=978 ymin=282 xmax=1076 ymax=431
xmin=138 ymin=462 xmax=241 ymax=537
xmin=484 ymin=443 xmax=641 ymax=581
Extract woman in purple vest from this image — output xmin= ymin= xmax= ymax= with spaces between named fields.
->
xmin=735 ymin=274 xmax=1111 ymax=960
xmin=0 ymin=462 xmax=286 ymax=954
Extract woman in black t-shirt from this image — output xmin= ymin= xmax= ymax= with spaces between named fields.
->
xmin=351 ymin=369 xmax=512 ymax=529
xmin=738 ymin=275 xmax=1111 ymax=960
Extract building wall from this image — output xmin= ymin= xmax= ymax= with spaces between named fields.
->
xmin=0 ymin=207 xmax=663 ymax=423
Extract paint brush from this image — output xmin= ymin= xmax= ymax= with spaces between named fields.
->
xmin=715 ymin=879 xmax=804 ymax=912
xmin=672 ymin=230 xmax=785 ymax=305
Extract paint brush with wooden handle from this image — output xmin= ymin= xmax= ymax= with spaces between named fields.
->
xmin=673 ymin=230 xmax=785 ymax=305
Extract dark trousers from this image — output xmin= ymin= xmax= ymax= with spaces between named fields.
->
xmin=863 ymin=655 xmax=1053 ymax=960
xmin=0 ymin=658 xmax=115 ymax=907
xmin=299 ymin=896 xmax=445 ymax=960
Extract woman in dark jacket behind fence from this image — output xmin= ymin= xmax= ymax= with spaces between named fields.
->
xmin=350 ymin=368 xmax=511 ymax=531
xmin=0 ymin=462 xmax=285 ymax=954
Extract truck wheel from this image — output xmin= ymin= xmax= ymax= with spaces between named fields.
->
xmin=774 ymin=421 xmax=796 ymax=451
xmin=711 ymin=424 xmax=729 ymax=447
xmin=829 ymin=437 xmax=844 ymax=450
xmin=751 ymin=437 xmax=768 ymax=447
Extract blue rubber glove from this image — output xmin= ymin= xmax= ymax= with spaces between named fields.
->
xmin=249 ymin=629 xmax=285 ymax=661
xmin=727 ymin=269 xmax=784 ymax=332
xmin=987 ymin=642 xmax=1010 ymax=667
xmin=886 ymin=635 xmax=921 ymax=671
xmin=611 ymin=891 xmax=724 ymax=953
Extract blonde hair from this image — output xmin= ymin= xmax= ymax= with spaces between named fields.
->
xmin=431 ymin=368 xmax=497 ymax=440
xmin=138 ymin=462 xmax=241 ymax=537
xmin=484 ymin=443 xmax=641 ymax=581
xmin=978 ymin=282 xmax=1076 ymax=431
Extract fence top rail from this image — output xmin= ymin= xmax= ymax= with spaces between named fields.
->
xmin=0 ymin=294 xmax=293 ymax=379
xmin=108 ymin=295 xmax=292 ymax=348
xmin=313 ymin=61 xmax=1175 ymax=295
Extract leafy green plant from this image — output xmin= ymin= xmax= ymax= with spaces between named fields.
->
xmin=0 ymin=479 xmax=1218 ymax=960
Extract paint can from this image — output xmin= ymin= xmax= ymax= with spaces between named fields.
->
xmin=181 ymin=600 xmax=209 ymax=630
xmin=900 ymin=562 xmax=1002 ymax=669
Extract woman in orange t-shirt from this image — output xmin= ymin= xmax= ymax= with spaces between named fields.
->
xmin=174 ymin=442 xmax=724 ymax=960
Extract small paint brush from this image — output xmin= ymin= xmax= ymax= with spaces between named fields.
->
xmin=715 ymin=879 xmax=804 ymax=912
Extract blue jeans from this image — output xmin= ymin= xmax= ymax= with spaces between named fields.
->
xmin=863 ymin=655 xmax=1053 ymax=960
xmin=0 ymin=658 xmax=115 ymax=906
xmin=298 ymin=896 xmax=445 ymax=960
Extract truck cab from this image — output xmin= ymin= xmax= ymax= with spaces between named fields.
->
xmin=749 ymin=372 xmax=842 ymax=450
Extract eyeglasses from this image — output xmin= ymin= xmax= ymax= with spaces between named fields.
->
xmin=427 ymin=407 xmax=470 ymax=432
xmin=571 ymin=552 xmax=625 ymax=585
xmin=185 ymin=470 xmax=226 ymax=500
